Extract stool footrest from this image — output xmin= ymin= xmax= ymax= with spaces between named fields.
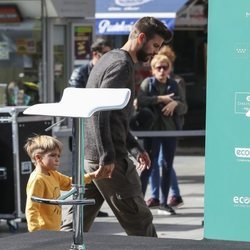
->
xmin=31 ymin=196 xmax=95 ymax=206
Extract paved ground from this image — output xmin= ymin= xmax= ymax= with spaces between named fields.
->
xmin=0 ymin=155 xmax=205 ymax=241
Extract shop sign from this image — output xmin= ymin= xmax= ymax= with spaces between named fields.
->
xmin=74 ymin=26 xmax=92 ymax=61
xmin=96 ymin=18 xmax=174 ymax=35
xmin=96 ymin=0 xmax=185 ymax=15
xmin=95 ymin=0 xmax=187 ymax=35
xmin=96 ymin=18 xmax=134 ymax=35
xmin=0 ymin=5 xmax=22 ymax=23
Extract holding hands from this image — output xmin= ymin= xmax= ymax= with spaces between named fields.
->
xmin=94 ymin=163 xmax=115 ymax=179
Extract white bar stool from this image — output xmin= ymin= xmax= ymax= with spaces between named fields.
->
xmin=24 ymin=87 xmax=131 ymax=250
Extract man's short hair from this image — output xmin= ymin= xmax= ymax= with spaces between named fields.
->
xmin=91 ymin=38 xmax=112 ymax=53
xmin=130 ymin=16 xmax=173 ymax=43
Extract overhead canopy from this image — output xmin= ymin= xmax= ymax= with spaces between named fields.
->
xmin=95 ymin=0 xmax=188 ymax=35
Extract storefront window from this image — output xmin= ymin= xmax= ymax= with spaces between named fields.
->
xmin=0 ymin=19 xmax=41 ymax=106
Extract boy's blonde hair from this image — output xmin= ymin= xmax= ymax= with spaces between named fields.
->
xmin=24 ymin=135 xmax=63 ymax=164
xmin=150 ymin=54 xmax=172 ymax=71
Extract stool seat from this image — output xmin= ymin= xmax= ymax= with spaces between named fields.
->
xmin=23 ymin=87 xmax=131 ymax=118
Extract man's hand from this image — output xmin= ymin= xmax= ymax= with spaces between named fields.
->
xmin=95 ymin=163 xmax=115 ymax=179
xmin=137 ymin=151 xmax=151 ymax=172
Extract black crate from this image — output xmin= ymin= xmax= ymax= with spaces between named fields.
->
xmin=0 ymin=106 xmax=52 ymax=219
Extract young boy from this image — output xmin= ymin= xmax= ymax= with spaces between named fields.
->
xmin=24 ymin=135 xmax=108 ymax=232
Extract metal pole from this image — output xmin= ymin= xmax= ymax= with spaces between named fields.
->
xmin=71 ymin=117 xmax=85 ymax=250
xmin=41 ymin=0 xmax=48 ymax=103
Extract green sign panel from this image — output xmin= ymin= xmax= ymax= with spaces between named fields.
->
xmin=205 ymin=0 xmax=250 ymax=241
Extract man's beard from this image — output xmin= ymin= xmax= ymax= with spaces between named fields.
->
xmin=136 ymin=45 xmax=152 ymax=63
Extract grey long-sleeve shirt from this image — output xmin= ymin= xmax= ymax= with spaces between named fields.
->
xmin=85 ymin=49 xmax=144 ymax=166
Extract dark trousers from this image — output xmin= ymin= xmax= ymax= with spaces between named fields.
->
xmin=61 ymin=157 xmax=157 ymax=237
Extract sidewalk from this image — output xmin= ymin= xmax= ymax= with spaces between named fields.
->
xmin=0 ymin=155 xmax=205 ymax=241
xmin=89 ymin=155 xmax=205 ymax=240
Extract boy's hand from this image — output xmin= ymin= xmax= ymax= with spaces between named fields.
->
xmin=95 ymin=163 xmax=115 ymax=179
xmin=137 ymin=151 xmax=151 ymax=171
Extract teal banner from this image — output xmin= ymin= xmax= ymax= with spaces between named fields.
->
xmin=204 ymin=0 xmax=250 ymax=241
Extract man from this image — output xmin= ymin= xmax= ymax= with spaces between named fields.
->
xmin=66 ymin=38 xmax=112 ymax=219
xmin=62 ymin=16 xmax=172 ymax=237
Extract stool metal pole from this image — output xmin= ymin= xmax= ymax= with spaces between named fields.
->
xmin=71 ymin=117 xmax=85 ymax=250
xmin=31 ymin=116 xmax=94 ymax=250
